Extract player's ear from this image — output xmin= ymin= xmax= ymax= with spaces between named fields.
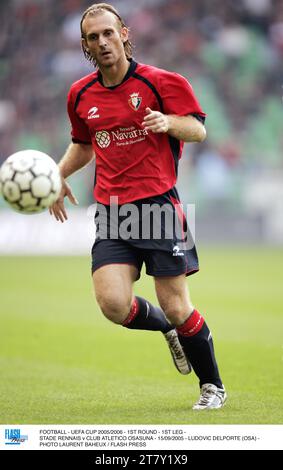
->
xmin=120 ymin=26 xmax=129 ymax=43
xmin=81 ymin=38 xmax=90 ymax=53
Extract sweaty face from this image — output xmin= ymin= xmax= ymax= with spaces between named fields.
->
xmin=82 ymin=11 xmax=128 ymax=68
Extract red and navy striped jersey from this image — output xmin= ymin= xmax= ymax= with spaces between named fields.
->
xmin=67 ymin=60 xmax=205 ymax=204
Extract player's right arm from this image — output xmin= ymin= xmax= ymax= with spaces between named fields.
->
xmin=49 ymin=142 xmax=94 ymax=223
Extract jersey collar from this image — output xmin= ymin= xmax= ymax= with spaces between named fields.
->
xmin=97 ymin=59 xmax=137 ymax=89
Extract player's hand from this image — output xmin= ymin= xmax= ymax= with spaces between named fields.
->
xmin=142 ymin=107 xmax=169 ymax=133
xmin=49 ymin=177 xmax=78 ymax=223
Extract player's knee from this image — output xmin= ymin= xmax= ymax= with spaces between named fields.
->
xmin=163 ymin=301 xmax=194 ymax=326
xmin=96 ymin=293 xmax=132 ymax=325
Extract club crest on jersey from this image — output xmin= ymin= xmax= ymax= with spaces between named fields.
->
xmin=128 ymin=92 xmax=142 ymax=111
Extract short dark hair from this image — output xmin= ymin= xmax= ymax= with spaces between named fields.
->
xmin=80 ymin=3 xmax=132 ymax=65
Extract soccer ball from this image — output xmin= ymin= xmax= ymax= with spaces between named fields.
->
xmin=0 ymin=150 xmax=62 ymax=214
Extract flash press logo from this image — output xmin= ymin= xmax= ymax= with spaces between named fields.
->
xmin=5 ymin=429 xmax=28 ymax=445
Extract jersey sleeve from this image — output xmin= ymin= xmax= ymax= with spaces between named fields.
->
xmin=67 ymin=88 xmax=92 ymax=144
xmin=159 ymin=71 xmax=206 ymax=120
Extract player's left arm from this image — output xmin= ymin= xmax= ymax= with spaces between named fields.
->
xmin=142 ymin=107 xmax=206 ymax=142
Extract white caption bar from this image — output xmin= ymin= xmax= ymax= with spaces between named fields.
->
xmin=0 ymin=425 xmax=282 ymax=450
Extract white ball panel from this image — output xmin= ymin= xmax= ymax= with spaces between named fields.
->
xmin=32 ymin=159 xmax=56 ymax=176
xmin=19 ymin=192 xmax=38 ymax=208
xmin=14 ymin=171 xmax=33 ymax=190
xmin=2 ymin=181 xmax=21 ymax=202
xmin=31 ymin=175 xmax=52 ymax=198
xmin=8 ymin=155 xmax=34 ymax=172
xmin=0 ymin=162 xmax=14 ymax=181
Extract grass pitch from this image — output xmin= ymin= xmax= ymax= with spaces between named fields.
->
xmin=0 ymin=247 xmax=282 ymax=424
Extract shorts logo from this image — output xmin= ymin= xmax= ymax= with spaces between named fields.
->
xmin=173 ymin=245 xmax=184 ymax=256
xmin=88 ymin=106 xmax=100 ymax=119
xmin=128 ymin=92 xmax=142 ymax=111
xmin=95 ymin=131 xmax=111 ymax=148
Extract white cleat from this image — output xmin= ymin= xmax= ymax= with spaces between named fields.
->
xmin=192 ymin=383 xmax=227 ymax=410
xmin=164 ymin=329 xmax=192 ymax=375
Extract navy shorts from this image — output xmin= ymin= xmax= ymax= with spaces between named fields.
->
xmin=91 ymin=187 xmax=199 ymax=279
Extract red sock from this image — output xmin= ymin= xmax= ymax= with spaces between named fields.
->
xmin=122 ymin=296 xmax=172 ymax=332
xmin=122 ymin=298 xmax=139 ymax=326
xmin=177 ymin=309 xmax=204 ymax=337
xmin=176 ymin=310 xmax=222 ymax=388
